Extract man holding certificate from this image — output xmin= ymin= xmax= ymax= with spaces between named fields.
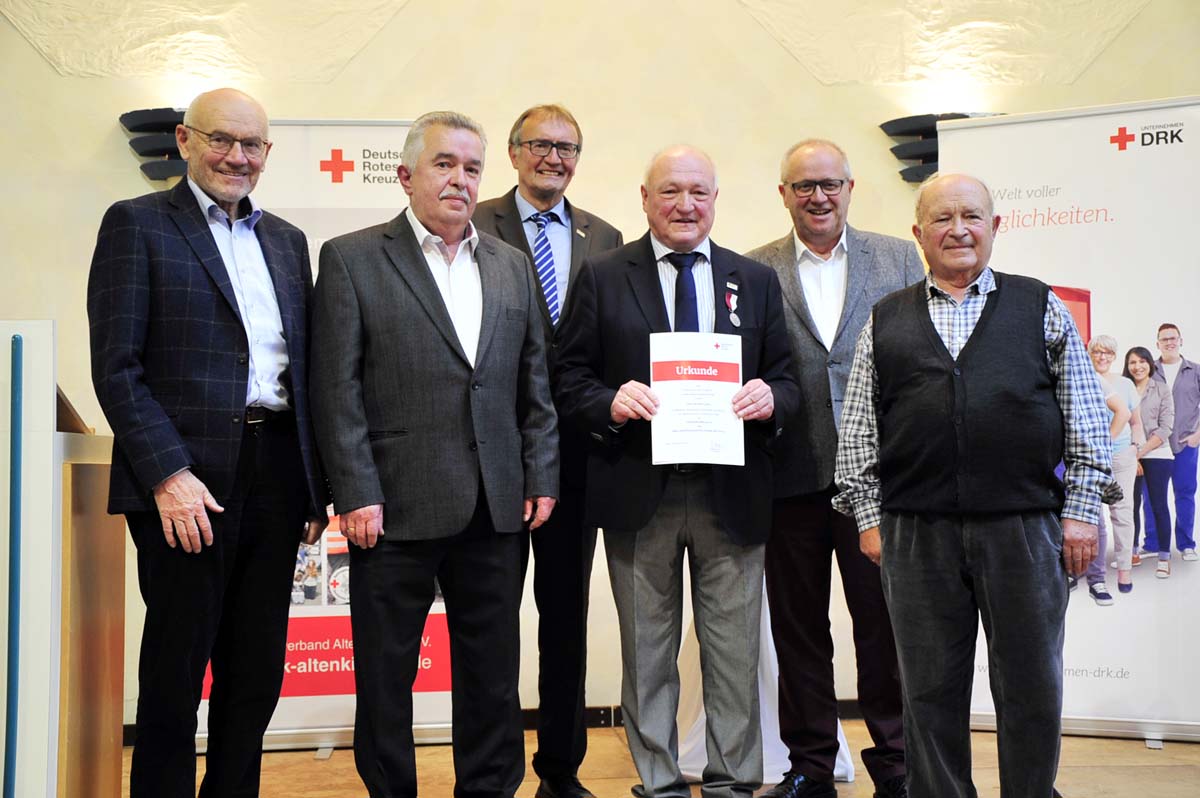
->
xmin=553 ymin=145 xmax=798 ymax=798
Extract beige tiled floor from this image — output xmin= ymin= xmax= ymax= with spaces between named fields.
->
xmin=123 ymin=721 xmax=1200 ymax=796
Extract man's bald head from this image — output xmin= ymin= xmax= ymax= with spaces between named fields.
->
xmin=914 ymin=172 xmax=994 ymax=223
xmin=182 ymin=88 xmax=269 ymax=138
xmin=641 ymin=145 xmax=719 ymax=253
xmin=176 ymin=88 xmax=272 ymax=219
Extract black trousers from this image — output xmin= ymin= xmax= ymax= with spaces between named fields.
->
xmin=765 ymin=489 xmax=905 ymax=785
xmin=350 ymin=488 xmax=525 ymax=798
xmin=521 ymin=484 xmax=596 ymax=781
xmin=127 ymin=415 xmax=307 ymax=798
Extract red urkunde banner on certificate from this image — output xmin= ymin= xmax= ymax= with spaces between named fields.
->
xmin=651 ymin=360 xmax=741 ymax=382
xmin=649 ymin=332 xmax=744 ymax=466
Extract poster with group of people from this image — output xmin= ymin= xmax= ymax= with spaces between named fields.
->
xmin=939 ymin=96 xmax=1200 ymax=738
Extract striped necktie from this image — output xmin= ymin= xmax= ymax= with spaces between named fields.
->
xmin=530 ymin=211 xmax=560 ymax=324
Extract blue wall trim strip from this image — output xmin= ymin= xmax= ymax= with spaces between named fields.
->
xmin=5 ymin=335 xmax=22 ymax=798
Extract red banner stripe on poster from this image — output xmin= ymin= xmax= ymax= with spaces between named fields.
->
xmin=651 ymin=360 xmax=739 ymax=382
xmin=201 ymin=612 xmax=451 ymax=698
xmin=1050 ymin=285 xmax=1091 ymax=344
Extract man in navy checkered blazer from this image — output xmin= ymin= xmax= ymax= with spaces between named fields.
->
xmin=87 ymin=88 xmax=327 ymax=798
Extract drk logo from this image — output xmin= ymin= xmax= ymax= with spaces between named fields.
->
xmin=1109 ymin=124 xmax=1184 ymax=151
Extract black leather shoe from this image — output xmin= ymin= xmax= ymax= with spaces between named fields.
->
xmin=762 ymin=771 xmax=837 ymax=798
xmin=874 ymin=774 xmax=907 ymax=798
xmin=535 ymin=775 xmax=596 ymax=798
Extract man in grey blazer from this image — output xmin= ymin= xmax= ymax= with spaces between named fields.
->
xmin=310 ymin=111 xmax=559 ymax=798
xmin=745 ymin=140 xmax=924 ymax=798
xmin=473 ymin=104 xmax=623 ymax=798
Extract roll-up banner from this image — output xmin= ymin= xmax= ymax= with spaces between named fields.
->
xmin=195 ymin=121 xmax=457 ymax=749
xmin=937 ymin=96 xmax=1200 ymax=741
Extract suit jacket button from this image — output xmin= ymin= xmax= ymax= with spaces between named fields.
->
xmin=232 ymin=415 xmax=241 ymax=424
xmin=469 ymin=441 xmax=478 ymax=451
xmin=825 ymin=400 xmax=832 ymax=407
xmin=237 ymin=354 xmax=248 ymax=365
xmin=472 ymin=382 xmax=481 ymax=391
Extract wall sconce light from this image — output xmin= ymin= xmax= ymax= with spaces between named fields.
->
xmin=120 ymin=108 xmax=186 ymax=181
xmin=880 ymin=113 xmax=975 ymax=183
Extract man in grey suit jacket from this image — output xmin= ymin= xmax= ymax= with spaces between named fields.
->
xmin=310 ymin=111 xmax=559 ymax=798
xmin=745 ymin=140 xmax=924 ymax=798
xmin=473 ymin=104 xmax=623 ymax=798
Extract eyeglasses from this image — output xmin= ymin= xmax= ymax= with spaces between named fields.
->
xmin=787 ymin=179 xmax=848 ymax=198
xmin=185 ymin=125 xmax=269 ymax=158
xmin=519 ymin=139 xmax=580 ymax=159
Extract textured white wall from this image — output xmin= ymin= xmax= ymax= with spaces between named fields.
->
xmin=1 ymin=0 xmax=1196 ymax=722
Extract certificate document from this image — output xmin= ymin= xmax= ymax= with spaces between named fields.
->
xmin=649 ymin=332 xmax=744 ymax=466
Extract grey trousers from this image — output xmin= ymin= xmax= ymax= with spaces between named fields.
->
xmin=605 ymin=472 xmax=765 ymax=798
xmin=880 ymin=511 xmax=1067 ymax=798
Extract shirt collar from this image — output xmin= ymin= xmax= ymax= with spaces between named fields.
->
xmin=926 ymin=266 xmax=996 ymax=300
xmin=405 ymin=206 xmax=480 ymax=255
xmin=793 ymin=226 xmax=847 ymax=264
xmin=649 ymin=234 xmax=713 ymax=265
xmin=514 ymin=190 xmax=569 ymax=226
xmin=186 ymin=176 xmax=261 ymax=228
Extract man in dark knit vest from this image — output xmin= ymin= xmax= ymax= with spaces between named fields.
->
xmin=833 ymin=173 xmax=1113 ymax=798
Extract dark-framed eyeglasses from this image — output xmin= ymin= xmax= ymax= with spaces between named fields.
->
xmin=787 ymin=178 xmax=848 ymax=198
xmin=185 ymin=125 xmax=269 ymax=159
xmin=519 ymin=139 xmax=580 ymax=159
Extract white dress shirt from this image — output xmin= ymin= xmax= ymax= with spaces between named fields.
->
xmin=650 ymin=235 xmax=715 ymax=333
xmin=406 ymin=207 xmax=483 ymax=367
xmin=793 ymin=227 xmax=849 ymax=350
xmin=187 ymin=177 xmax=290 ymax=410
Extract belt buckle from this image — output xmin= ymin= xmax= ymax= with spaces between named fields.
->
xmin=245 ymin=406 xmax=269 ymax=425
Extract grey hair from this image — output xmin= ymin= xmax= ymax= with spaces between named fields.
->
xmin=507 ymin=104 xmax=582 ymax=150
xmin=1088 ymin=334 xmax=1119 ymax=354
xmin=913 ymin=172 xmax=995 ymax=222
xmin=642 ymin=145 xmax=718 ymax=189
xmin=402 ymin=111 xmax=487 ymax=168
xmin=779 ymin=138 xmax=852 ymax=182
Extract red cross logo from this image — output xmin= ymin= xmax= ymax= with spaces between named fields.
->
xmin=320 ymin=149 xmax=355 ymax=182
xmin=1109 ymin=127 xmax=1135 ymax=151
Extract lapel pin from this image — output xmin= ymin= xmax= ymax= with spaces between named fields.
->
xmin=730 ymin=312 xmax=741 ymax=328
xmin=726 ymin=281 xmax=739 ymax=291
xmin=576 ymin=229 xmax=587 ymax=238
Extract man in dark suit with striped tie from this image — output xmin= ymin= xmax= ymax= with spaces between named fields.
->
xmin=87 ymin=88 xmax=327 ymax=798
xmin=474 ymin=104 xmax=623 ymax=798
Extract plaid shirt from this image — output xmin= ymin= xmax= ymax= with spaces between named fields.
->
xmin=833 ymin=267 xmax=1113 ymax=531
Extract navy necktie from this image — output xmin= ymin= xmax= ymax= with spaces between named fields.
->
xmin=667 ymin=251 xmax=700 ymax=332
xmin=529 ymin=212 xmax=560 ymax=324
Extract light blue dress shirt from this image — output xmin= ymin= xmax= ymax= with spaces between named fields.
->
xmin=186 ymin=177 xmax=290 ymax=411
xmin=515 ymin=191 xmax=572 ymax=314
